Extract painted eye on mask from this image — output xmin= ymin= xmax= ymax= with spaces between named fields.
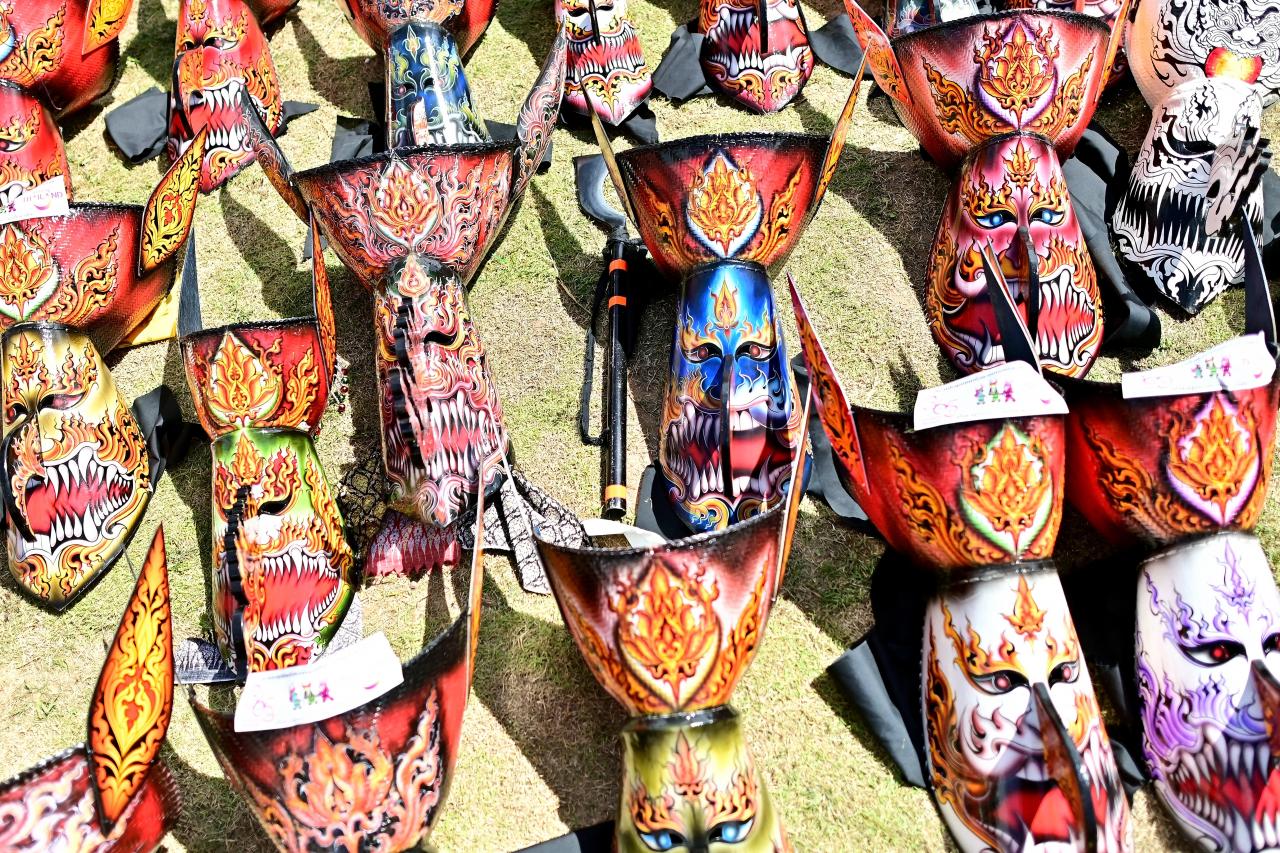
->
xmin=736 ymin=341 xmax=773 ymax=361
xmin=1031 ymin=206 xmax=1065 ymax=226
xmin=1264 ymin=634 xmax=1280 ymax=655
xmin=257 ymin=497 xmax=290 ymax=516
xmin=203 ymin=34 xmax=239 ymax=50
xmin=710 ymin=817 xmax=754 ymax=843
xmin=0 ymin=136 xmax=26 ymax=153
xmin=687 ymin=342 xmax=723 ymax=363
xmin=1182 ymin=639 xmax=1247 ymax=666
xmin=1049 ymin=659 xmax=1079 ymax=685
xmin=639 ymin=829 xmax=687 ymax=851
xmin=39 ymin=391 xmax=85 ymax=411
xmin=974 ymin=210 xmax=1014 ymax=228
xmin=972 ymin=669 xmax=1030 ymax=694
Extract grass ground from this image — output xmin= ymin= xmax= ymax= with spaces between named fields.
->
xmin=0 ymin=0 xmax=1273 ymax=850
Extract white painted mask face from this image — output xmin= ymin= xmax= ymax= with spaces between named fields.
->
xmin=1138 ymin=532 xmax=1280 ymax=851
xmin=924 ymin=569 xmax=1132 ymax=852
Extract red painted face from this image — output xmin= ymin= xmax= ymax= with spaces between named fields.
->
xmin=0 ymin=85 xmax=68 ymax=206
xmin=171 ymin=0 xmax=283 ymax=191
xmin=929 ymin=134 xmax=1102 ymax=377
xmin=697 ymin=0 xmax=815 ymax=113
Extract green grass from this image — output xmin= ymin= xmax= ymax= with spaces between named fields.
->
xmin=0 ymin=0 xmax=1276 ymax=850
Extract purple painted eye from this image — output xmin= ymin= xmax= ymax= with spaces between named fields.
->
xmin=1049 ymin=660 xmax=1078 ymax=685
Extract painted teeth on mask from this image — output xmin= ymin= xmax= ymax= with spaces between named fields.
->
xmin=15 ymin=445 xmax=134 ymax=558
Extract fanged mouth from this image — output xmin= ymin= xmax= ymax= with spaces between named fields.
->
xmin=250 ymin=541 xmax=343 ymax=649
xmin=567 ymin=27 xmax=648 ymax=78
xmin=419 ymin=389 xmax=502 ymax=488
xmin=703 ymin=42 xmax=810 ymax=82
xmin=947 ymin=267 xmax=1098 ymax=374
xmin=1163 ymin=736 xmax=1280 ymax=850
xmin=662 ymin=399 xmax=791 ymax=503
xmin=16 ymin=444 xmax=135 ymax=559
xmin=181 ymin=78 xmax=250 ymax=155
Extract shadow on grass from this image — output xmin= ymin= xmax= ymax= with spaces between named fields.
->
xmin=292 ymin=17 xmax=376 ymax=118
xmin=162 ymin=738 xmax=274 ymax=852
xmin=470 ymin=580 xmax=627 ymax=831
xmin=123 ymin=0 xmax=177 ymax=90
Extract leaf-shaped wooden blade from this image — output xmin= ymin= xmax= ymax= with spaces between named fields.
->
xmin=843 ymin=0 xmax=911 ymax=105
xmin=513 ymin=31 xmax=568 ymax=201
xmin=83 ymin=0 xmax=136 ymax=53
xmin=1101 ymin=0 xmax=1133 ymax=85
xmin=139 ymin=128 xmax=205 ymax=274
xmin=1251 ymin=660 xmax=1280 ymax=761
xmin=774 ymin=376 xmax=811 ymax=600
xmin=788 ymin=274 xmax=868 ymax=495
xmin=88 ymin=526 xmax=175 ymax=833
xmin=1031 ymin=682 xmax=1098 ymax=853
xmin=812 ymin=51 xmax=868 ymax=216
xmin=583 ymin=90 xmax=638 ymax=228
xmin=466 ymin=451 xmax=502 ymax=687
xmin=311 ymin=216 xmax=338 ymax=385
xmin=239 ymin=86 xmax=309 ymax=222
xmin=979 ymin=241 xmax=1041 ymax=375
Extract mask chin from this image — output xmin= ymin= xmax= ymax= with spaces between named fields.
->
xmin=559 ymin=0 xmax=652 ymax=124
xmin=1 ymin=324 xmax=152 ymax=609
xmin=697 ymin=0 xmax=814 ymax=113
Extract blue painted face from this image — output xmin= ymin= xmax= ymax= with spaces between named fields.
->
xmin=385 ymin=22 xmax=487 ymax=148
xmin=660 ymin=261 xmax=799 ymax=532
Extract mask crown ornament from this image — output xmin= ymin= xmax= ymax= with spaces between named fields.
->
xmin=239 ymin=31 xmax=566 ymax=540
xmin=0 ymin=526 xmax=180 ymax=851
xmin=0 ymin=133 xmax=205 ymax=609
xmin=794 ymin=275 xmax=1134 ymax=851
xmin=536 ymin=415 xmax=806 ymax=851
xmin=180 ymin=222 xmax=355 ymax=676
xmin=0 ymin=0 xmax=137 ymax=120
xmin=845 ymin=0 xmax=1126 ymax=377
xmin=1064 ymin=227 xmax=1280 ymax=851
xmin=612 ymin=125 xmax=854 ymax=533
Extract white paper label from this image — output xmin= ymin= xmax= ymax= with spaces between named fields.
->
xmin=0 ymin=176 xmax=70 ymax=224
xmin=581 ymin=518 xmax=667 ymax=548
xmin=234 ymin=632 xmax=404 ymax=732
xmin=1121 ymin=334 xmax=1275 ymax=399
xmin=913 ymin=361 xmax=1068 ymax=431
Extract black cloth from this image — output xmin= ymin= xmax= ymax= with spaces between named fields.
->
xmin=808 ymin=16 xmax=866 ymax=76
xmin=651 ymin=24 xmax=712 ymax=103
xmin=104 ymin=88 xmax=316 ymax=163
xmin=516 ymin=822 xmax=614 ymax=852
xmin=561 ymin=101 xmax=659 ymax=144
xmin=132 ymin=384 xmax=205 ymax=486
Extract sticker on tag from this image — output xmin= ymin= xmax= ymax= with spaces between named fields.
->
xmin=582 ymin=518 xmax=667 ymax=549
xmin=234 ymin=632 xmax=404 ymax=732
xmin=1121 ymin=333 xmax=1275 ymax=399
xmin=914 ymin=361 xmax=1067 ymax=431
xmin=0 ymin=176 xmax=70 ymax=224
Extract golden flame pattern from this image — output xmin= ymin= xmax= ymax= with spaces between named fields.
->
xmin=977 ymin=22 xmax=1058 ymax=123
xmin=612 ymin=560 xmax=722 ymax=709
xmin=1166 ymin=395 xmax=1259 ymax=524
xmin=686 ymin=153 xmax=762 ymax=257
xmin=202 ymin=332 xmax=319 ymax=433
xmin=1005 ymin=574 xmax=1046 ymax=639
xmin=140 ymin=127 xmax=204 ymax=272
xmin=88 ymin=527 xmax=172 ymax=829
xmin=242 ymin=690 xmax=445 ymax=852
xmin=84 ymin=0 xmax=136 ymax=53
xmin=957 ymin=424 xmax=1054 ymax=557
xmin=0 ymin=224 xmax=54 ymax=319
xmin=0 ymin=2 xmax=65 ymax=89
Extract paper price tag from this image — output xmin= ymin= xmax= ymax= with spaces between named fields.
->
xmin=914 ymin=361 xmax=1067 ymax=431
xmin=1121 ymin=333 xmax=1275 ymax=399
xmin=0 ymin=176 xmax=70 ymax=224
xmin=234 ymin=632 xmax=404 ymax=732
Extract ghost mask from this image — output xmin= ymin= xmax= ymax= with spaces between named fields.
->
xmin=558 ymin=0 xmax=651 ymax=125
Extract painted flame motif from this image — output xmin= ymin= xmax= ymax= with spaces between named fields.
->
xmin=612 ymin=560 xmax=722 ymax=709
xmin=686 ymin=153 xmax=763 ymax=258
xmin=242 ymin=689 xmax=445 ymax=850
xmin=1166 ymin=394 xmax=1259 ymax=525
xmin=1004 ymin=574 xmax=1046 ymax=640
xmin=88 ymin=526 xmax=173 ymax=829
xmin=0 ymin=1 xmax=65 ymax=89
xmin=369 ymin=160 xmax=442 ymax=250
xmin=200 ymin=331 xmax=319 ymax=433
xmin=977 ymin=21 xmax=1059 ymax=123
xmin=958 ymin=424 xmax=1054 ymax=557
xmin=0 ymin=224 xmax=54 ymax=318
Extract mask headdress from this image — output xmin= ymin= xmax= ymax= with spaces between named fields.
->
xmin=1112 ymin=0 xmax=1280 ymax=313
xmin=596 ymin=72 xmax=862 ymax=534
xmin=190 ymin=451 xmax=497 ymax=852
xmin=0 ymin=527 xmax=179 ymax=850
xmin=534 ymin=412 xmax=807 ymax=850
xmin=845 ymin=0 xmax=1127 ymax=378
xmin=236 ymin=29 xmax=565 ymax=581
xmin=792 ymin=274 xmax=1134 ymax=852
xmin=179 ymin=210 xmax=355 ymax=677
xmin=0 ymin=132 xmax=204 ymax=608
xmin=1060 ymin=226 xmax=1280 ymax=850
